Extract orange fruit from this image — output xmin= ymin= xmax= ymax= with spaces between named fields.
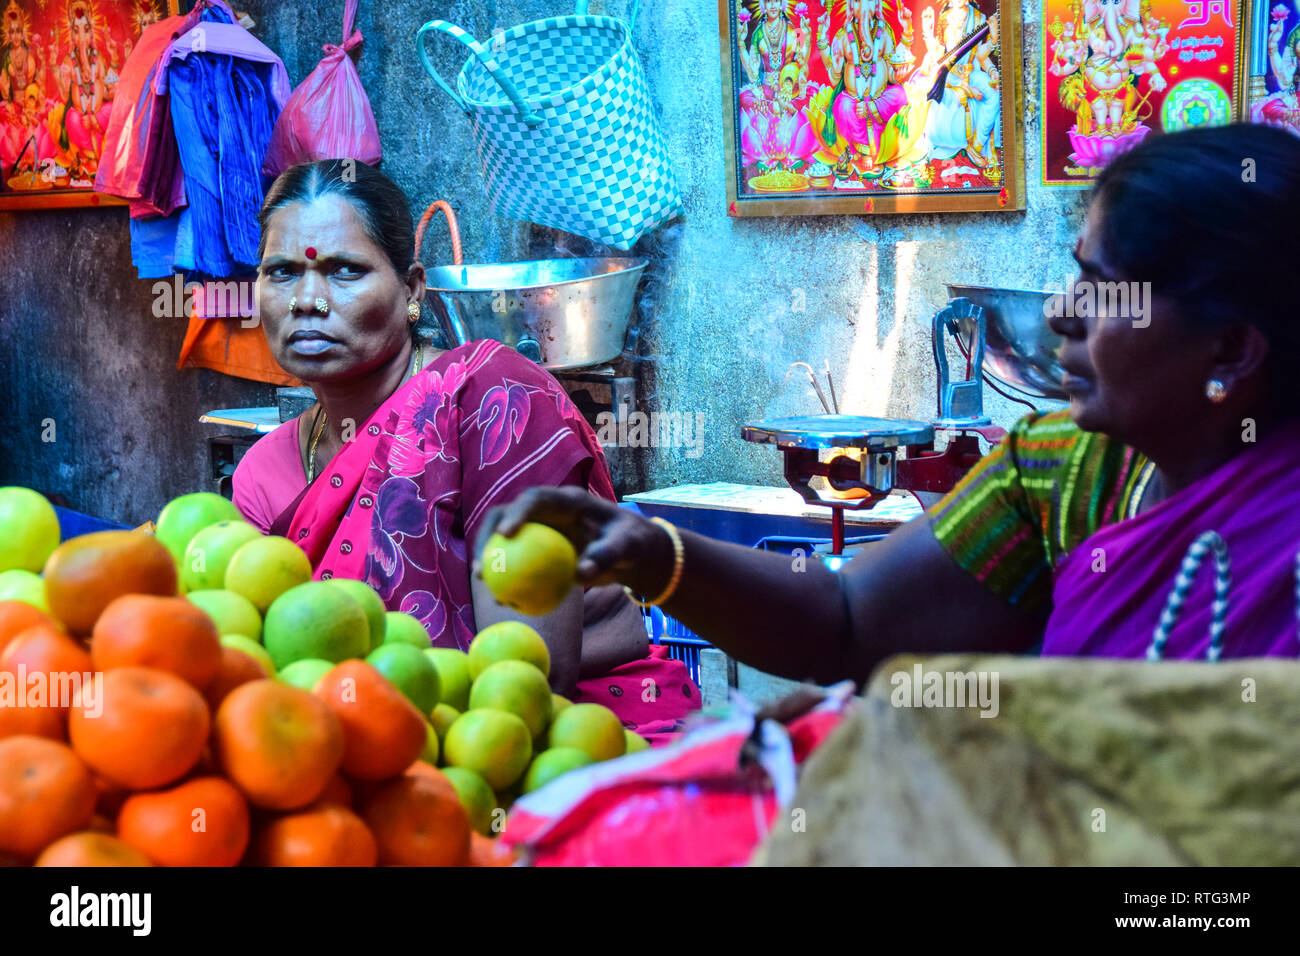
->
xmin=117 ymin=776 xmax=249 ymax=867
xmin=317 ymin=773 xmax=353 ymax=808
xmin=314 ymin=660 xmax=426 ymax=780
xmin=92 ymin=775 xmax=130 ymax=821
xmin=250 ymin=804 xmax=377 ymax=866
xmin=203 ymin=646 xmax=270 ymax=711
xmin=69 ymin=667 xmax=210 ymax=791
xmin=0 ymin=600 xmax=61 ymax=657
xmin=361 ymin=768 xmax=470 ymax=867
xmin=0 ymin=736 xmax=96 ymax=859
xmin=42 ymin=530 xmax=177 ymax=635
xmin=35 ymin=831 xmax=153 ymax=867
xmin=467 ymin=831 xmax=518 ymax=867
xmin=0 ymin=625 xmax=93 ymax=726
xmin=0 ymin=677 xmax=66 ymax=740
xmin=91 ymin=594 xmax=222 ymax=690
xmin=214 ymin=680 xmax=344 ymax=810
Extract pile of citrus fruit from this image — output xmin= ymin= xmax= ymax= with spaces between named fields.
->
xmin=0 ymin=487 xmax=642 ymax=867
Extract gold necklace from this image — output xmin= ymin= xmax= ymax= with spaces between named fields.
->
xmin=305 ymin=346 xmax=425 ymax=484
xmin=306 ymin=406 xmax=327 ymax=484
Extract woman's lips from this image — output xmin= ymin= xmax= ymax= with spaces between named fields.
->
xmin=1060 ymin=371 xmax=1092 ymax=395
xmin=287 ymin=330 xmax=341 ymax=356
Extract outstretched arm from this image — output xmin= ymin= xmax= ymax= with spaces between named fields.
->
xmin=477 ymin=488 xmax=1045 ymax=688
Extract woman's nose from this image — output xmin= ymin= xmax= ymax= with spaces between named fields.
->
xmin=291 ymin=271 xmax=328 ymax=311
xmin=1046 ymin=292 xmax=1084 ymax=340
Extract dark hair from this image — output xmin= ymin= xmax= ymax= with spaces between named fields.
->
xmin=1091 ymin=124 xmax=1300 ymax=410
xmin=258 ymin=160 xmax=424 ymax=340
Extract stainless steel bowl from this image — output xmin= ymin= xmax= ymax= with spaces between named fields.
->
xmin=946 ymin=284 xmax=1068 ymax=401
xmin=424 ymin=257 xmax=648 ymax=371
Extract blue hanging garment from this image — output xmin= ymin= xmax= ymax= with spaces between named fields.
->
xmin=139 ymin=2 xmax=289 ymax=278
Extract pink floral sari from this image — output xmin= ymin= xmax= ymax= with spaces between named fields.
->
xmin=280 ymin=340 xmax=611 ymax=649
xmin=272 ymin=339 xmax=700 ymax=738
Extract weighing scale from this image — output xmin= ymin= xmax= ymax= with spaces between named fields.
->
xmin=743 ymin=290 xmax=1064 ymax=555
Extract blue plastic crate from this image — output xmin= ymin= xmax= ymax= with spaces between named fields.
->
xmin=637 ymin=532 xmax=885 ymax=685
xmin=643 ymin=605 xmax=710 ymax=687
xmin=54 ymin=506 xmax=129 ymax=541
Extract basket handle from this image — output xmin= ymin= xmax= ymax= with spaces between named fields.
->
xmin=414 ymin=200 xmax=463 ymax=265
xmin=574 ymin=0 xmax=641 ymax=30
xmin=415 ymin=19 xmax=544 ymax=126
xmin=1146 ymin=530 xmax=1231 ymax=662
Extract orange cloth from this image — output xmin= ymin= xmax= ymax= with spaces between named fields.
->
xmin=177 ymin=282 xmax=302 ymax=387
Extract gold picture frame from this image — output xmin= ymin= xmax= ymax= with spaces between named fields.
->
xmin=719 ymin=0 xmax=1026 ymax=216
xmin=0 ymin=0 xmax=181 ymax=212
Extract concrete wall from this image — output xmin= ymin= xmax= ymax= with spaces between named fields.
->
xmin=0 ymin=0 xmax=1084 ymax=525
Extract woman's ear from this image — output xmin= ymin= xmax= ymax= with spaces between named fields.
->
xmin=1210 ymin=323 xmax=1271 ymax=392
xmin=405 ymin=262 xmax=427 ymax=307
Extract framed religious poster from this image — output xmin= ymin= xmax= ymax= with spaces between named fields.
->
xmin=718 ymin=0 xmax=1026 ymax=216
xmin=1041 ymin=0 xmax=1246 ymax=186
xmin=0 ymin=0 xmax=179 ymax=211
xmin=1243 ymin=0 xmax=1300 ymax=134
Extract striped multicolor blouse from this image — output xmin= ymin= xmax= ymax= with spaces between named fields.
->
xmin=929 ymin=411 xmax=1150 ymax=616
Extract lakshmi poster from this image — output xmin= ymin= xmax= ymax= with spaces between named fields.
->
xmin=1244 ymin=0 xmax=1300 ymax=134
xmin=1041 ymin=0 xmax=1244 ymax=186
xmin=0 ymin=0 xmax=175 ymax=208
xmin=718 ymin=0 xmax=1025 ymax=215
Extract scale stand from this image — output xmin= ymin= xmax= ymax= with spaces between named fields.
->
xmin=741 ymin=296 xmax=1009 ymax=556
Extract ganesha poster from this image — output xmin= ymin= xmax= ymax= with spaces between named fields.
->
xmin=1041 ymin=0 xmax=1245 ymax=186
xmin=0 ymin=0 xmax=177 ymax=210
xmin=717 ymin=0 xmax=1026 ymax=215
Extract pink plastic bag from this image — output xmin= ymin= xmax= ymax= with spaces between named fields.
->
xmin=262 ymin=0 xmax=381 ymax=176
xmin=500 ymin=685 xmax=854 ymax=867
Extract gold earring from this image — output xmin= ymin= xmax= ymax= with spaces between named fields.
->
xmin=1206 ymin=379 xmax=1227 ymax=403
xmin=408 ymin=302 xmax=420 ymax=322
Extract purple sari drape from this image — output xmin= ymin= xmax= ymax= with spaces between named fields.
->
xmin=1042 ymin=422 xmax=1300 ymax=659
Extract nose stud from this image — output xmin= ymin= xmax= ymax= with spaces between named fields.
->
xmin=288 ymin=296 xmax=330 ymax=315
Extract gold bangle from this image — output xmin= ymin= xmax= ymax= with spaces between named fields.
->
xmin=624 ymin=517 xmax=684 ymax=609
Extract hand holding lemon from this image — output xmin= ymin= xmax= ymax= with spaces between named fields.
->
xmin=476 ymin=486 xmax=679 ymax=599
xmin=477 ymin=522 xmax=577 ymax=616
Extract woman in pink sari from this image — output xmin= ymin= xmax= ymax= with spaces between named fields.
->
xmin=232 ymin=160 xmax=698 ymax=740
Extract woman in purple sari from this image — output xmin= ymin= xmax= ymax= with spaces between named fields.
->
xmin=482 ymin=124 xmax=1300 ymax=679
xmin=232 ymin=160 xmax=698 ymax=740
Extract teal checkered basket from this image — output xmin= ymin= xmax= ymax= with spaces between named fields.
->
xmin=416 ymin=0 xmax=682 ymax=250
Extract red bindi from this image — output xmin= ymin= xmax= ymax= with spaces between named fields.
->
xmin=304 ymin=246 xmax=317 ymax=260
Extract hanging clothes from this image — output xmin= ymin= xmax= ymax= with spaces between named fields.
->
xmin=94 ymin=6 xmax=202 ymax=217
xmin=159 ymin=8 xmax=290 ymax=275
